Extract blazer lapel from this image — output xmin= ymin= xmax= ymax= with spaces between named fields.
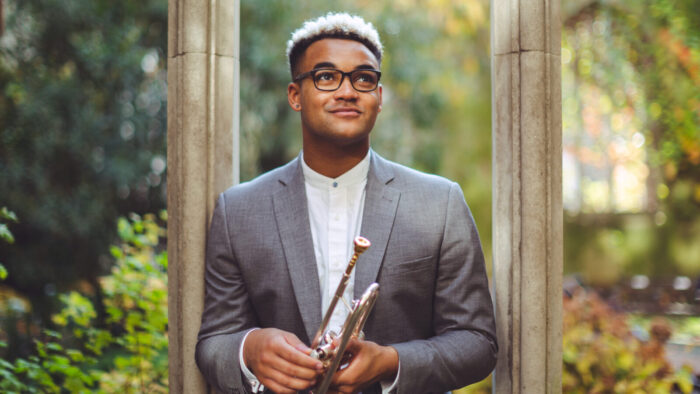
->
xmin=272 ymin=158 xmax=322 ymax=342
xmin=355 ymin=152 xmax=400 ymax=299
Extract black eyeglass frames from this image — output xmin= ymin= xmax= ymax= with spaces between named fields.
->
xmin=293 ymin=68 xmax=381 ymax=92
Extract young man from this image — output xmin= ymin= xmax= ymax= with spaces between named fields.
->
xmin=196 ymin=13 xmax=497 ymax=394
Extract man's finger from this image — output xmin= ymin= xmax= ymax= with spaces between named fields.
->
xmin=260 ymin=365 xmax=318 ymax=392
xmin=283 ymin=332 xmax=313 ymax=354
xmin=275 ymin=338 xmax=324 ymax=371
xmin=267 ymin=355 xmax=320 ymax=381
xmin=257 ymin=342 xmax=320 ymax=380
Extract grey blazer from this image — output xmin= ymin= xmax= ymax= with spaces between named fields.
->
xmin=196 ymin=151 xmax=497 ymax=394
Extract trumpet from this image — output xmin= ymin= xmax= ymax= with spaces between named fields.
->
xmin=310 ymin=236 xmax=380 ymax=394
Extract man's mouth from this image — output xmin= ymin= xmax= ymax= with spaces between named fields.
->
xmin=329 ymin=107 xmax=361 ymax=117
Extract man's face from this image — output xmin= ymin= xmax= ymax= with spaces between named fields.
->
xmin=288 ymin=38 xmax=382 ymax=148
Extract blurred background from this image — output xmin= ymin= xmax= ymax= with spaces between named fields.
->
xmin=0 ymin=0 xmax=698 ymax=391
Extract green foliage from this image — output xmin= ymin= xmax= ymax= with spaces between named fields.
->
xmin=562 ymin=0 xmax=700 ymax=280
xmin=562 ymin=291 xmax=693 ymax=393
xmin=0 ymin=207 xmax=18 ymax=281
xmin=0 ymin=0 xmax=167 ymax=309
xmin=458 ymin=291 xmax=695 ymax=393
xmin=0 ymin=213 xmax=168 ymax=393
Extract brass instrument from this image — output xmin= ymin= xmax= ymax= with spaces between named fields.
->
xmin=310 ymin=236 xmax=380 ymax=394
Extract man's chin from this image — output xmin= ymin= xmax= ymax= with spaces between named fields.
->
xmin=321 ymin=130 xmax=371 ymax=148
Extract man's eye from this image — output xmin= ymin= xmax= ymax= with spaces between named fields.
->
xmin=316 ymin=72 xmax=336 ymax=81
xmin=354 ymin=72 xmax=377 ymax=83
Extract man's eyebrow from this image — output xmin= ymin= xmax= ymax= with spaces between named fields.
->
xmin=312 ymin=62 xmax=336 ymax=70
xmin=311 ymin=62 xmax=379 ymax=71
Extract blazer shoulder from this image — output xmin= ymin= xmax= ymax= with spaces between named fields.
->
xmin=377 ymin=155 xmax=457 ymax=193
xmin=220 ymin=158 xmax=298 ymax=202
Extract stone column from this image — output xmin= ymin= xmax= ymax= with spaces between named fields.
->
xmin=167 ymin=0 xmax=240 ymax=392
xmin=491 ymin=0 xmax=562 ymax=393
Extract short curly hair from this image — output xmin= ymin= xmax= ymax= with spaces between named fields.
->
xmin=286 ymin=13 xmax=383 ymax=79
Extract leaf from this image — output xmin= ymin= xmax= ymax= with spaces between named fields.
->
xmin=0 ymin=224 xmax=15 ymax=244
xmin=0 ymin=264 xmax=7 ymax=280
xmin=0 ymin=207 xmax=18 ymax=222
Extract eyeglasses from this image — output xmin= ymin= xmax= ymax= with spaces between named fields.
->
xmin=294 ymin=68 xmax=382 ymax=92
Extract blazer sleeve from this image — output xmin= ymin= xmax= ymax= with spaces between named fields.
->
xmin=195 ymin=193 xmax=258 ymax=394
xmin=392 ymin=182 xmax=498 ymax=393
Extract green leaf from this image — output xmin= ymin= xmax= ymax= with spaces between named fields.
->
xmin=0 ymin=359 xmax=14 ymax=370
xmin=0 ymin=224 xmax=15 ymax=244
xmin=0 ymin=207 xmax=18 ymax=222
xmin=109 ymin=245 xmax=123 ymax=259
xmin=66 ymin=349 xmax=85 ymax=363
xmin=43 ymin=329 xmax=62 ymax=339
xmin=0 ymin=264 xmax=7 ymax=280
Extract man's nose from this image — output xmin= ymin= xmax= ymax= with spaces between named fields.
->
xmin=333 ymin=76 xmax=359 ymax=100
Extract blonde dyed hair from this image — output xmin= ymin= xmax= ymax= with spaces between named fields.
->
xmin=286 ymin=12 xmax=383 ymax=78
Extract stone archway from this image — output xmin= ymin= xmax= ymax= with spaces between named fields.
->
xmin=166 ymin=1 xmax=562 ymax=392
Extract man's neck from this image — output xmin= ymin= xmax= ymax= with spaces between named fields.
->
xmin=302 ymin=140 xmax=369 ymax=179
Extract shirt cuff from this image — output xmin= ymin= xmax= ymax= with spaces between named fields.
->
xmin=380 ymin=359 xmax=400 ymax=393
xmin=239 ymin=328 xmax=265 ymax=393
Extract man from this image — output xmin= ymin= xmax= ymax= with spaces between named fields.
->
xmin=196 ymin=13 xmax=497 ymax=394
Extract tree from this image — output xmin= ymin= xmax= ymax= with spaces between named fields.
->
xmin=562 ymin=0 xmax=700 ymax=280
xmin=0 ymin=0 xmax=167 ymax=323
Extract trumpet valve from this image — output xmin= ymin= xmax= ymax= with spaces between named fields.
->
xmin=322 ymin=330 xmax=337 ymax=345
xmin=311 ymin=330 xmax=338 ymax=362
xmin=314 ymin=342 xmax=335 ymax=363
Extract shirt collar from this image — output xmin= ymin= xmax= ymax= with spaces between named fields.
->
xmin=301 ymin=150 xmax=371 ymax=189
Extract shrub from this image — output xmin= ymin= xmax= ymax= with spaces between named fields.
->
xmin=563 ymin=290 xmax=693 ymax=393
xmin=0 ymin=212 xmax=168 ymax=393
xmin=458 ymin=289 xmax=694 ymax=393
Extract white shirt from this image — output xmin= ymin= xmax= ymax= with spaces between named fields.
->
xmin=240 ymin=151 xmax=398 ymax=393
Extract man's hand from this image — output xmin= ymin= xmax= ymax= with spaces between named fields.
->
xmin=328 ymin=339 xmax=399 ymax=394
xmin=243 ymin=328 xmax=324 ymax=394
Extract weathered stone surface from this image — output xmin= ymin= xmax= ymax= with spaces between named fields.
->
xmin=168 ymin=1 xmax=240 ymax=393
xmin=214 ymin=0 xmax=239 ymax=57
xmin=491 ymin=0 xmax=562 ymax=392
xmin=492 ymin=52 xmax=518 ymax=394
xmin=491 ymin=0 xmax=518 ymax=55
xmin=520 ymin=0 xmax=546 ymax=52
xmin=492 ymin=0 xmax=561 ymax=55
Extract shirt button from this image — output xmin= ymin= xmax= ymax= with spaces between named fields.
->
xmin=332 ymin=182 xmax=338 ymax=188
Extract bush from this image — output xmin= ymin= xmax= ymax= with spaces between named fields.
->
xmin=563 ymin=290 xmax=693 ymax=393
xmin=457 ymin=289 xmax=694 ymax=393
xmin=0 ymin=212 xmax=168 ymax=393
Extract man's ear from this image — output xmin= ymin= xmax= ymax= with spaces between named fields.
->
xmin=377 ymin=84 xmax=383 ymax=113
xmin=288 ymin=82 xmax=302 ymax=112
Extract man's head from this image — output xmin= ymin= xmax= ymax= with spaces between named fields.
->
xmin=286 ymin=14 xmax=384 ymax=156
xmin=286 ymin=13 xmax=383 ymax=79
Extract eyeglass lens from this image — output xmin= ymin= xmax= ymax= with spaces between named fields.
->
xmin=313 ymin=69 xmax=379 ymax=91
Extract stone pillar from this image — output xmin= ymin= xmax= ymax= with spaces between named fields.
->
xmin=491 ymin=0 xmax=562 ymax=392
xmin=167 ymin=0 xmax=240 ymax=392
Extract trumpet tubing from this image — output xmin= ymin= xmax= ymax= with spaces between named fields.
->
xmin=310 ymin=236 xmax=380 ymax=394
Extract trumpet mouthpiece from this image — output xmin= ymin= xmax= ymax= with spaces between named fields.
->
xmin=353 ymin=236 xmax=371 ymax=254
